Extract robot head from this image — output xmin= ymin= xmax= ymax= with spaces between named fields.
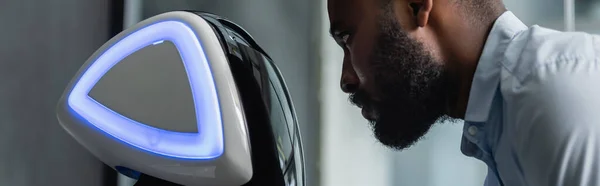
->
xmin=56 ymin=11 xmax=305 ymax=186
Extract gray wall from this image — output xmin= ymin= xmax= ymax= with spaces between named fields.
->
xmin=0 ymin=1 xmax=111 ymax=185
xmin=135 ymin=1 xmax=323 ymax=186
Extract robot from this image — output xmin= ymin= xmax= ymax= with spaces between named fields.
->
xmin=55 ymin=11 xmax=305 ymax=186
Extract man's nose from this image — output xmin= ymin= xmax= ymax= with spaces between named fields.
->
xmin=341 ymin=79 xmax=358 ymax=93
xmin=340 ymin=60 xmax=359 ymax=93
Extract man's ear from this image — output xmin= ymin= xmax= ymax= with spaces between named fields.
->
xmin=408 ymin=0 xmax=433 ymax=27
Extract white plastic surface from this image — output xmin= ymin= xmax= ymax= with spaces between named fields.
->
xmin=56 ymin=11 xmax=253 ymax=186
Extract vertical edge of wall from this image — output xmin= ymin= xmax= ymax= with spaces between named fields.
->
xmin=564 ymin=0 xmax=576 ymax=31
xmin=307 ymin=0 xmax=325 ymax=185
xmin=316 ymin=0 xmax=335 ymax=184
xmin=118 ymin=0 xmax=143 ymax=185
xmin=109 ymin=0 xmax=125 ymax=38
xmin=316 ymin=0 xmax=328 ymax=184
xmin=104 ymin=0 xmax=125 ymax=186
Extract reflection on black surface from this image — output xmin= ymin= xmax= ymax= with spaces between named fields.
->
xmin=228 ymin=39 xmax=305 ymax=186
xmin=192 ymin=12 xmax=305 ymax=186
xmin=245 ymin=47 xmax=303 ymax=181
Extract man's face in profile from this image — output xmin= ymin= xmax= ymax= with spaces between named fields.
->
xmin=328 ymin=0 xmax=454 ymax=150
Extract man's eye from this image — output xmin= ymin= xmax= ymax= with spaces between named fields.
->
xmin=341 ymin=33 xmax=350 ymax=43
xmin=339 ymin=32 xmax=352 ymax=48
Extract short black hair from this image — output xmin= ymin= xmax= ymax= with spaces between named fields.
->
xmin=455 ymin=0 xmax=504 ymax=24
xmin=378 ymin=0 xmax=502 ymax=22
xmin=379 ymin=0 xmax=393 ymax=9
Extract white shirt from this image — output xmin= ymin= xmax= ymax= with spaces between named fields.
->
xmin=462 ymin=11 xmax=600 ymax=186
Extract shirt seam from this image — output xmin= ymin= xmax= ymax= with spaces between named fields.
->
xmin=518 ymin=57 xmax=600 ymax=86
xmin=510 ymin=33 xmax=598 ymax=85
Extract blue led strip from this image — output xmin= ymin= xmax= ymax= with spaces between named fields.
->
xmin=68 ymin=20 xmax=224 ymax=159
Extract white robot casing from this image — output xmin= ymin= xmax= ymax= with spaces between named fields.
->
xmin=56 ymin=11 xmax=254 ymax=186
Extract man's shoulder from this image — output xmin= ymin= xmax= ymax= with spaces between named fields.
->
xmin=500 ymin=26 xmax=600 ymax=86
xmin=498 ymin=27 xmax=600 ymax=147
xmin=499 ymin=26 xmax=600 ymax=104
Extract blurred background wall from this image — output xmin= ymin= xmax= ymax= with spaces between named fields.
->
xmin=0 ymin=0 xmax=119 ymax=186
xmin=3 ymin=0 xmax=600 ymax=186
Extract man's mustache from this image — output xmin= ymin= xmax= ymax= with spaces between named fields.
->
xmin=349 ymin=90 xmax=373 ymax=109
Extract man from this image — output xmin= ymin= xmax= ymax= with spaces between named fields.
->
xmin=328 ymin=0 xmax=600 ymax=185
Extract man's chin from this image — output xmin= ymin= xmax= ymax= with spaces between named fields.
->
xmin=370 ymin=116 xmax=438 ymax=150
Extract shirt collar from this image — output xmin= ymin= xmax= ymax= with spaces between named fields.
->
xmin=464 ymin=11 xmax=527 ymax=122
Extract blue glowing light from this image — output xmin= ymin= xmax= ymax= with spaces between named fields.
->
xmin=68 ymin=20 xmax=224 ymax=159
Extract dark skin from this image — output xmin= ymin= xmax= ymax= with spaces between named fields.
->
xmin=328 ymin=0 xmax=506 ymax=149
xmin=329 ymin=0 xmax=505 ymax=119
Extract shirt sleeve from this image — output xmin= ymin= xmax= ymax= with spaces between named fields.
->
xmin=511 ymin=59 xmax=600 ymax=186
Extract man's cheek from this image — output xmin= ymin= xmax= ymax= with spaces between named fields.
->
xmin=351 ymin=47 xmax=377 ymax=80
xmin=350 ymin=61 xmax=368 ymax=84
xmin=352 ymin=33 xmax=376 ymax=59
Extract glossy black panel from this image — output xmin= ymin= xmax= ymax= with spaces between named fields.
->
xmin=200 ymin=12 xmax=305 ymax=186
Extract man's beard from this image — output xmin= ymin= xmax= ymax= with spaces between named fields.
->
xmin=350 ymin=9 xmax=454 ymax=150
